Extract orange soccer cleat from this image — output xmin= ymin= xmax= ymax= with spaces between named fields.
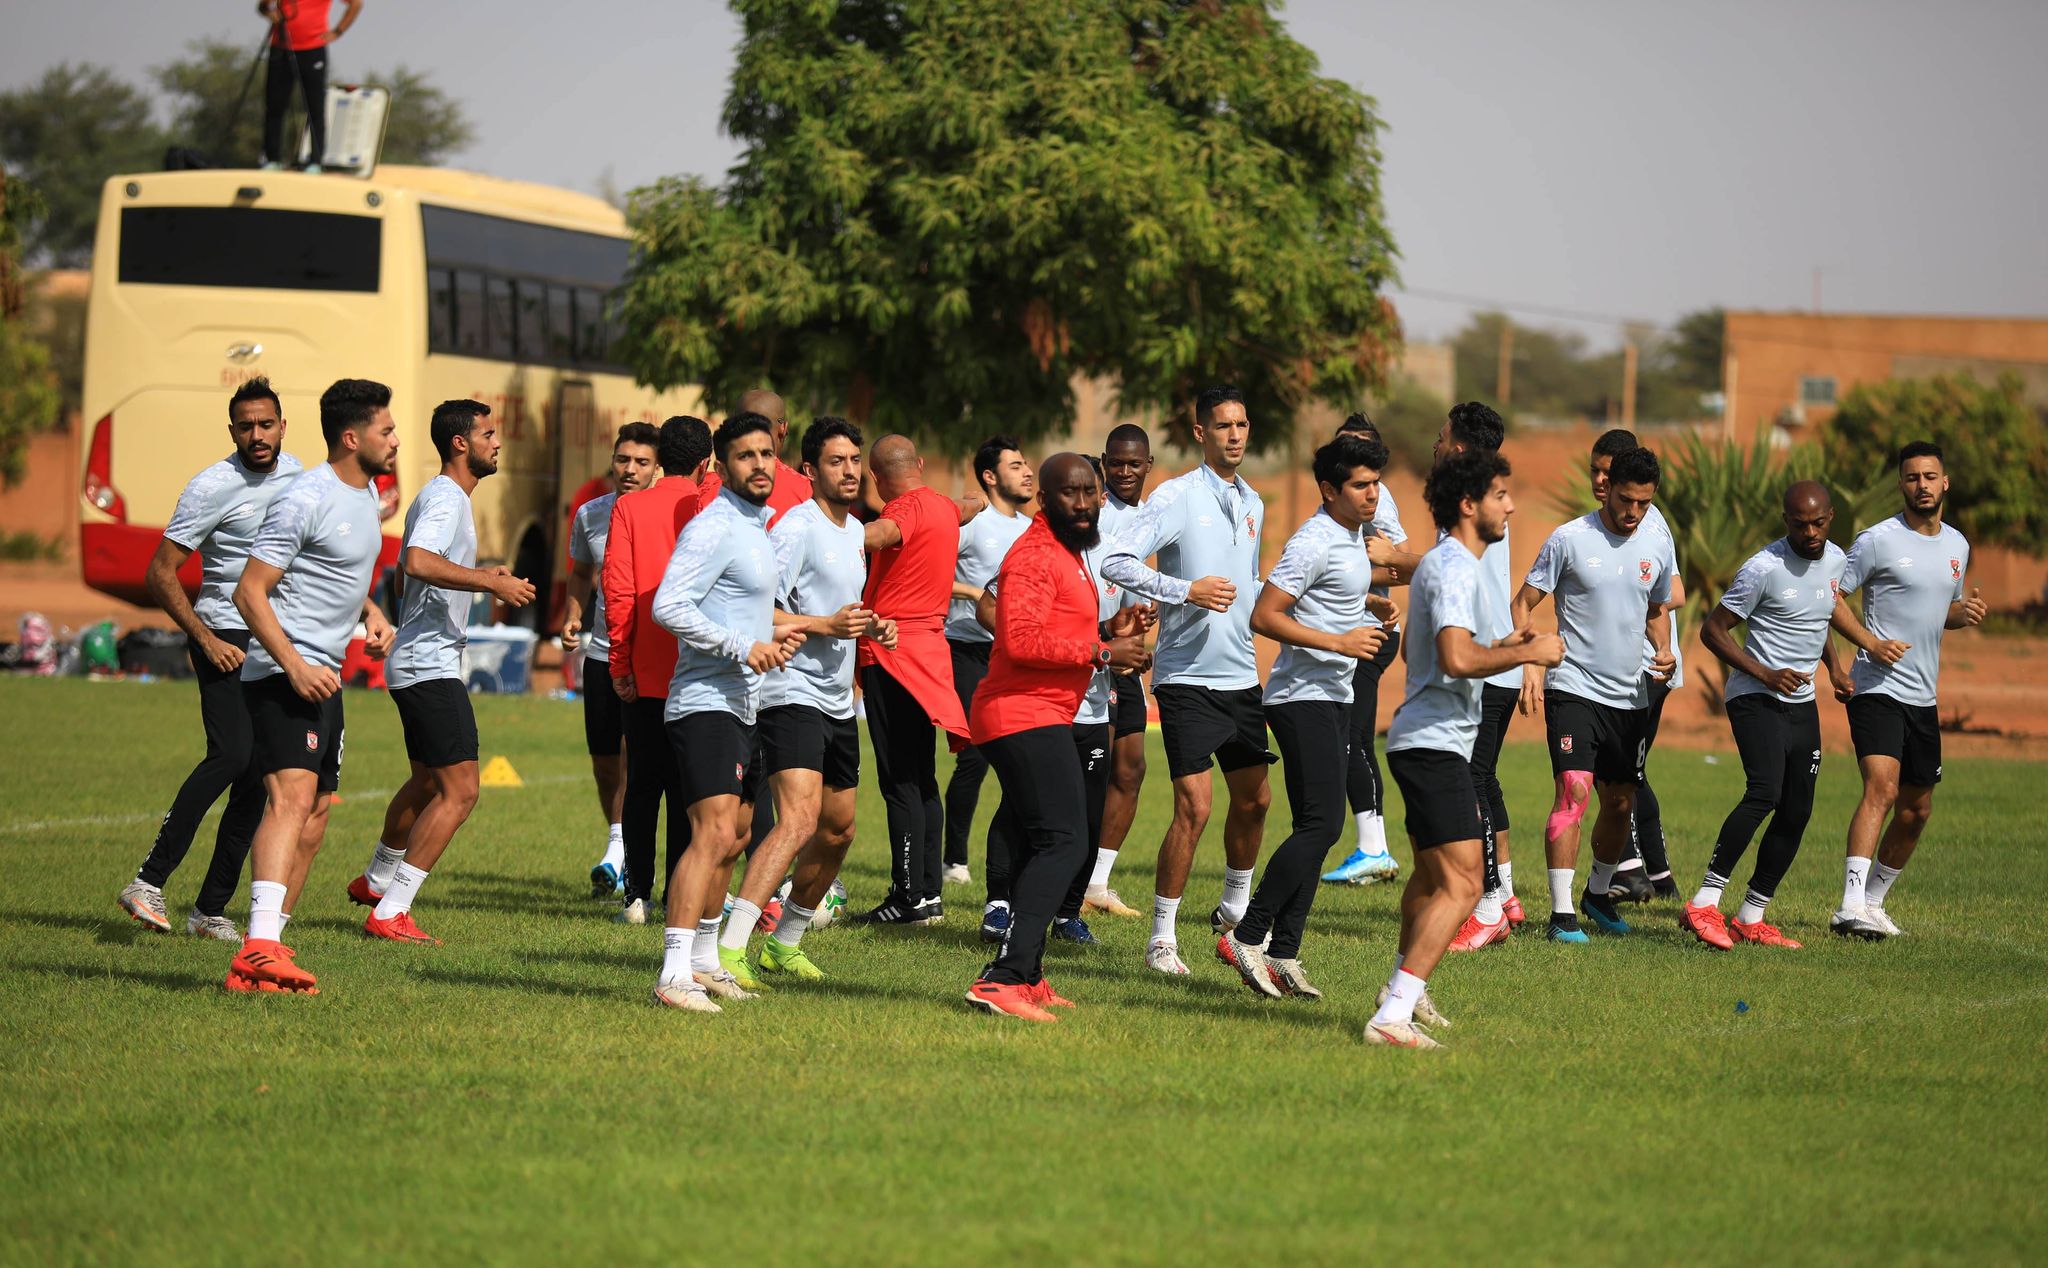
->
xmin=364 ymin=911 xmax=441 ymax=945
xmin=226 ymin=938 xmax=318 ymax=994
xmin=1680 ymin=902 xmax=1735 ymax=951
xmin=1027 ymin=978 xmax=1076 ymax=1009
xmin=346 ymin=874 xmax=383 ymax=907
xmin=1447 ymin=911 xmax=1511 ymax=953
xmin=1730 ymin=918 xmax=1802 ymax=949
xmin=965 ymin=978 xmax=1057 ymax=1022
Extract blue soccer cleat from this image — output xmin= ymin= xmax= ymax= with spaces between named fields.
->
xmin=1580 ymin=890 xmax=1632 ymax=936
xmin=1545 ymin=914 xmax=1591 ymax=944
xmin=980 ymin=902 xmax=1013 ymax=944
xmin=1052 ymin=916 xmax=1098 ymax=946
xmin=589 ymin=861 xmax=622 ymax=899
xmin=1321 ymin=848 xmax=1400 ymax=885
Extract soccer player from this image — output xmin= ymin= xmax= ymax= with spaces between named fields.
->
xmin=562 ymin=422 xmax=661 ymax=896
xmin=648 ymin=413 xmax=806 ymax=1012
xmin=1682 ymin=482 xmax=1901 ymax=950
xmin=964 ymin=454 xmax=1150 ymax=1022
xmin=942 ymin=435 xmax=1038 ymax=886
xmin=1585 ymin=429 xmax=1687 ymax=904
xmin=1513 ymin=445 xmax=1676 ymax=943
xmin=1101 ymin=383 xmax=1271 ymax=976
xmin=1367 ymin=450 xmax=1562 ymax=1049
xmin=348 ymin=401 xmax=535 ymax=942
xmin=1829 ymin=442 xmax=1985 ymax=938
xmin=852 ymin=435 xmax=971 ymax=924
xmin=1322 ymin=412 xmax=1419 ymax=886
xmin=602 ymin=416 xmax=714 ymax=924
xmin=1218 ymin=433 xmax=1390 ymax=999
xmin=718 ymin=417 xmax=895 ymax=981
xmin=1082 ymin=423 xmax=1156 ymax=919
xmin=223 ymin=379 xmax=398 ymax=994
xmin=698 ymin=389 xmax=814 ymax=524
xmin=120 ymin=378 xmax=303 ymax=941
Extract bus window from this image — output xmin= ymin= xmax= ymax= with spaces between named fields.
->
xmin=486 ymin=276 xmax=516 ymax=361
xmin=454 ymin=271 xmax=485 ymax=355
xmin=547 ymin=286 xmax=574 ymax=364
xmin=516 ymin=280 xmax=548 ymax=363
xmin=427 ymin=269 xmax=455 ymax=351
xmin=574 ymin=289 xmax=606 ymax=363
xmin=118 ymin=207 xmax=381 ymax=292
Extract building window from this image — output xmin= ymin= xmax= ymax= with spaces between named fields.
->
xmin=1800 ymin=375 xmax=1837 ymax=406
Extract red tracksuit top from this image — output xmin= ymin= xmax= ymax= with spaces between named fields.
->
xmin=969 ymin=514 xmax=1108 ymax=746
xmin=602 ymin=476 xmax=701 ymax=690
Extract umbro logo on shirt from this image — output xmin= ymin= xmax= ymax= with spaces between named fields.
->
xmin=337 ymin=522 xmax=353 ymax=536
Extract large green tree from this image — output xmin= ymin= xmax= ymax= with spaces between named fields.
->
xmin=0 ymin=66 xmax=166 ymax=266
xmin=0 ymin=173 xmax=64 ymax=485
xmin=1824 ymin=372 xmax=2048 ymax=554
xmin=621 ymin=0 xmax=1401 ymax=451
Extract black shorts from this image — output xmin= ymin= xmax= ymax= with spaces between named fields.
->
xmin=758 ymin=704 xmax=861 ymax=790
xmin=582 ymin=654 xmax=624 ymax=756
xmin=244 ymin=671 xmax=345 ymax=793
xmin=1113 ymin=671 xmax=1148 ymax=739
xmin=1848 ymin=693 xmax=1943 ymax=787
xmin=1386 ymin=747 xmax=1486 ymax=849
xmin=391 ymin=677 xmax=480 ymax=768
xmin=1545 ymin=690 xmax=1647 ymax=785
xmin=667 ymin=709 xmax=756 ymax=807
xmin=1153 ymin=683 xmax=1276 ymax=780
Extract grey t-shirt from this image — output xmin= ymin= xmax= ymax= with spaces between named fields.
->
xmin=569 ymin=491 xmax=619 ymax=661
xmin=651 ymin=486 xmax=779 ymax=724
xmin=1366 ymin=487 xmax=1407 ymax=630
xmin=1638 ymin=503 xmax=1685 ymax=691
xmin=241 ymin=463 xmax=383 ymax=679
xmin=1841 ymin=514 xmax=1969 ymax=707
xmin=1263 ymin=507 xmax=1373 ymax=707
xmin=1075 ymin=537 xmax=1124 ymax=727
xmin=1100 ymin=464 xmax=1266 ymax=690
xmin=1719 ymin=538 xmax=1848 ymax=705
xmin=1525 ymin=511 xmax=1675 ymax=709
xmin=947 ymin=505 xmax=1032 ymax=643
xmin=386 ymin=475 xmax=479 ymax=690
xmin=760 ymin=498 xmax=868 ymax=720
xmin=162 ymin=452 xmax=304 ymax=631
xmin=1388 ymin=536 xmax=1493 ymax=759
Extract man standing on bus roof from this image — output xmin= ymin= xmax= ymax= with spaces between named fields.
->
xmin=119 ymin=378 xmax=304 ymax=942
xmin=224 ymin=378 xmax=397 ymax=995
xmin=562 ymin=422 xmax=661 ymax=897
xmin=257 ymin=0 xmax=363 ymax=174
xmin=347 ymin=401 xmax=535 ymax=944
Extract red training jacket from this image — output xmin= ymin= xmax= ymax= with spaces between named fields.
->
xmin=969 ymin=514 xmax=1107 ymax=746
xmin=601 ymin=475 xmax=700 ymax=690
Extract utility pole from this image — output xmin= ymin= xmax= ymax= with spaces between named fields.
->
xmin=1621 ymin=340 xmax=1638 ymax=427
xmin=1495 ymin=318 xmax=1514 ymax=409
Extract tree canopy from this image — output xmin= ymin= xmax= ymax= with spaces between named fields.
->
xmin=0 ymin=174 xmax=63 ymax=485
xmin=620 ymin=0 xmax=1401 ymax=453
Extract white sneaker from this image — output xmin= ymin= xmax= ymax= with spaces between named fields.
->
xmin=1363 ymin=1018 xmax=1441 ymax=1050
xmin=1144 ymin=939 xmax=1190 ymax=975
xmin=185 ymin=909 xmax=239 ymax=942
xmin=1864 ymin=904 xmax=1903 ymax=937
xmin=1830 ymin=906 xmax=1889 ymax=941
xmin=943 ymin=863 xmax=972 ymax=886
xmin=651 ymin=979 xmax=721 ymax=1013
xmin=1269 ymin=957 xmax=1322 ymax=1000
xmin=1376 ymin=983 xmax=1452 ymax=1029
xmin=119 ymin=881 xmax=171 ymax=932
xmin=614 ymin=898 xmax=648 ymax=925
xmin=693 ymin=968 xmax=758 ymax=1001
xmin=1216 ymin=931 xmax=1283 ymax=998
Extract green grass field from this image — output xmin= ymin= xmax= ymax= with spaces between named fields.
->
xmin=2 ymin=675 xmax=2043 ymax=1265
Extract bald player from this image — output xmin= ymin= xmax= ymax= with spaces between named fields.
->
xmin=1683 ymin=482 xmax=1902 ymax=950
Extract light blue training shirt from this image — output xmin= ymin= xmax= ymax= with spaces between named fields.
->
xmin=652 ymin=485 xmax=780 ymax=724
xmin=163 ymin=452 xmax=305 ymax=632
xmin=1524 ymin=511 xmax=1675 ymax=710
xmin=1719 ymin=537 xmax=1848 ymax=705
xmin=1388 ymin=536 xmax=1497 ymax=760
xmin=241 ymin=463 xmax=383 ymax=680
xmin=1262 ymin=507 xmax=1374 ymax=708
xmin=760 ymin=497 xmax=869 ymax=720
xmin=386 ymin=474 xmax=479 ymax=690
xmin=1840 ymin=514 xmax=1970 ymax=708
xmin=1100 ymin=463 xmax=1265 ymax=691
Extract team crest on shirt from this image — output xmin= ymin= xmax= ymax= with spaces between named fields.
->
xmin=734 ymin=762 xmax=744 ymax=781
xmin=1638 ymin=559 xmax=1653 ymax=584
xmin=1950 ymin=558 xmax=1962 ymax=579
xmin=305 ymin=730 xmax=320 ymax=752
xmin=1245 ymin=513 xmax=1256 ymax=536
xmin=1558 ymin=735 xmax=1574 ymax=754
xmin=1830 ymin=578 xmax=1841 ymax=599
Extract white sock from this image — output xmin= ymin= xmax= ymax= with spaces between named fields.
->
xmin=1866 ymin=861 xmax=1904 ymax=906
xmin=1841 ymin=856 xmax=1872 ymax=912
xmin=248 ymin=880 xmax=286 ymax=941
xmin=1587 ymin=860 xmax=1616 ymax=898
xmin=721 ymin=900 xmax=761 ymax=951
xmin=1151 ymin=893 xmax=1182 ymax=945
xmin=372 ymin=862 xmax=429 ymax=920
xmin=601 ymin=824 xmax=625 ymax=870
xmin=1220 ymin=868 xmax=1254 ymax=923
xmin=1353 ymin=811 xmax=1375 ymax=851
xmin=1473 ymin=889 xmax=1504 ymax=924
xmin=1546 ymin=868 xmax=1575 ymax=916
xmin=1614 ymin=857 xmax=1644 ymax=874
xmin=365 ymin=843 xmax=407 ymax=891
xmin=1372 ymin=969 xmax=1426 ymax=1026
xmin=277 ymin=912 xmax=291 ymax=931
xmin=1088 ymin=848 xmax=1119 ymax=890
xmin=772 ymin=901 xmax=815 ymax=948
xmin=1360 ymin=811 xmax=1389 ymax=855
xmin=1735 ymin=888 xmax=1772 ymax=925
xmin=693 ymin=919 xmax=721 ymax=973
xmin=661 ymin=927 xmax=693 ymax=983
xmin=1692 ymin=870 xmax=1729 ymax=910
xmin=1497 ymin=860 xmax=1515 ymax=897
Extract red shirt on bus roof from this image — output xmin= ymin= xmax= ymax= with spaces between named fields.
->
xmin=271 ymin=0 xmax=335 ymax=51
xmin=601 ymin=475 xmax=701 ymax=689
xmin=970 ymin=515 xmax=1106 ymax=746
xmin=859 ymin=483 xmax=968 ymax=741
xmin=699 ymin=459 xmax=812 ymax=529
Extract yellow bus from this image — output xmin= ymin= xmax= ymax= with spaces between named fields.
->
xmin=78 ymin=164 xmax=696 ymax=624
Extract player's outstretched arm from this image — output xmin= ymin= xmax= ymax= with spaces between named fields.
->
xmin=1441 ymin=625 xmax=1562 ymax=680
xmin=1828 ymin=596 xmax=1909 ymax=666
xmin=1947 ymin=586 xmax=1987 ymax=630
xmin=147 ymin=537 xmax=242 ymax=672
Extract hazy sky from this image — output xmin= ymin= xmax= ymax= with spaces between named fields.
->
xmin=8 ymin=1 xmax=2045 ymax=344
